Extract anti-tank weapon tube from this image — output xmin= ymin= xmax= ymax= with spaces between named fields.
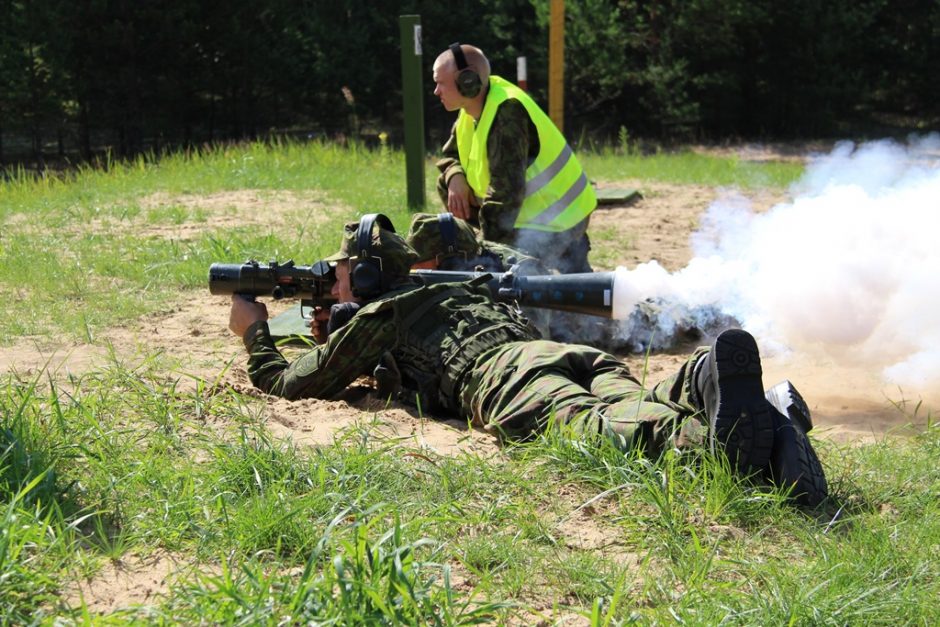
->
xmin=410 ymin=268 xmax=634 ymax=319
xmin=209 ymin=261 xmax=635 ymax=320
xmin=502 ymin=269 xmax=634 ymax=319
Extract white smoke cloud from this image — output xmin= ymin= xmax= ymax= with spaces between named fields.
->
xmin=616 ymin=134 xmax=940 ymax=391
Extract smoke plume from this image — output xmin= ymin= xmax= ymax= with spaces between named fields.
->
xmin=615 ymin=134 xmax=940 ymax=393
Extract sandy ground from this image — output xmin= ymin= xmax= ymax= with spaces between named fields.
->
xmin=3 ymin=160 xmax=934 ymax=613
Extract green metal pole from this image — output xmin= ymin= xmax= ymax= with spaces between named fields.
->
xmin=399 ymin=15 xmax=426 ymax=210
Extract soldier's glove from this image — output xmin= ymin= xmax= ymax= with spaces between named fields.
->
xmin=373 ymin=351 xmax=402 ymax=400
xmin=327 ymin=302 xmax=361 ymax=335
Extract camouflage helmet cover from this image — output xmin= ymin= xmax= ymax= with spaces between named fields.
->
xmin=406 ymin=212 xmax=482 ymax=262
xmin=324 ymin=217 xmax=419 ymax=279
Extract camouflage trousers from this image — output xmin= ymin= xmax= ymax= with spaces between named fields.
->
xmin=457 ymin=340 xmax=710 ymax=456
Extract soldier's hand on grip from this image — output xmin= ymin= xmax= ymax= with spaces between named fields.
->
xmin=229 ymin=294 xmax=268 ymax=338
xmin=310 ymin=306 xmax=332 ymax=344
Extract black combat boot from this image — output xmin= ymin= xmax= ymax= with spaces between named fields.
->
xmin=764 ymin=381 xmax=829 ymax=507
xmin=694 ymin=329 xmax=776 ymax=475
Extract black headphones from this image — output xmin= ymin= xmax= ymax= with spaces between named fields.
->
xmin=449 ymin=42 xmax=482 ymax=98
xmin=350 ymin=213 xmax=396 ymax=298
xmin=437 ymin=212 xmax=458 ymax=254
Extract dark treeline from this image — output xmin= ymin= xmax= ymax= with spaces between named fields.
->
xmin=1 ymin=0 xmax=937 ymax=166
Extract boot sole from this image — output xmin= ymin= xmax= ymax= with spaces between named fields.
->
xmin=711 ymin=330 xmax=775 ymax=473
xmin=767 ymin=409 xmax=829 ymax=507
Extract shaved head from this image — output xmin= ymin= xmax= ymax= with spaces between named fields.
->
xmin=433 ymin=44 xmax=491 ymax=85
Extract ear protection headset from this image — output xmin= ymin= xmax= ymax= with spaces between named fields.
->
xmin=449 ymin=42 xmax=482 ymax=98
xmin=437 ymin=212 xmax=458 ymax=254
xmin=350 ymin=213 xmax=395 ymax=298
xmin=436 ymin=212 xmax=472 ymax=269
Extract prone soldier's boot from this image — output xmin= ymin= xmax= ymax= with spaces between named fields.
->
xmin=764 ymin=381 xmax=829 ymax=507
xmin=693 ymin=329 xmax=776 ymax=475
xmin=765 ymin=380 xmax=812 ymax=434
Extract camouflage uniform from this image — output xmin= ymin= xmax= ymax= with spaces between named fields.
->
xmin=436 ymin=97 xmax=593 ymax=274
xmin=243 ymin=221 xmax=708 ymax=454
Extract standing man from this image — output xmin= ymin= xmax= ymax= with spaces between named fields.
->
xmin=432 ymin=43 xmax=597 ymax=274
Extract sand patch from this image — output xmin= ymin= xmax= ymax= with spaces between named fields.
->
xmin=590 ymin=181 xmax=789 ymax=272
xmin=128 ymin=189 xmax=337 ymax=240
xmin=65 ymin=551 xmax=209 ymax=615
xmin=0 ymin=189 xmax=341 ymax=241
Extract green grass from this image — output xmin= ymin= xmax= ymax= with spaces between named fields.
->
xmin=1 ymin=358 xmax=937 ymax=623
xmin=0 ymin=140 xmax=425 ymax=345
xmin=2 ymin=142 xmax=937 ymax=623
xmin=583 ymin=145 xmax=804 ymax=189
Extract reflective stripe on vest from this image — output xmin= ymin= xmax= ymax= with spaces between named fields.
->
xmin=456 ymin=76 xmax=596 ymax=233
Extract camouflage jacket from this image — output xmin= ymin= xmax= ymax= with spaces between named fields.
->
xmin=436 ymin=98 xmax=540 ymax=244
xmin=244 ymin=280 xmax=537 ymax=408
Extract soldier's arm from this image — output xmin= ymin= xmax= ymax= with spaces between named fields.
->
xmin=242 ymin=308 xmax=395 ymax=400
xmin=435 ymin=121 xmax=465 ymax=185
xmin=478 ymin=99 xmax=537 ymax=243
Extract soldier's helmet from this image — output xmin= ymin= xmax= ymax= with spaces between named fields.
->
xmin=325 ymin=216 xmax=419 ymax=282
xmin=406 ymin=212 xmax=482 ymax=263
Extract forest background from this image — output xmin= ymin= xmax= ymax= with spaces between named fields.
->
xmin=2 ymin=0 xmax=938 ymax=168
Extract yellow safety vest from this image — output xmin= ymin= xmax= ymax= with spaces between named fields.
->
xmin=456 ymin=75 xmax=596 ymax=232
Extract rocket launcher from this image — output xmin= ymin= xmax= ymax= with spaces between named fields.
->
xmin=208 ymin=260 xmax=635 ymax=320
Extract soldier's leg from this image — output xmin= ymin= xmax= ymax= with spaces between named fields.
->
xmin=764 ymin=381 xmax=828 ymax=506
xmin=592 ymin=333 xmax=775 ymax=468
xmin=460 ymin=341 xmax=660 ymax=446
xmin=629 ymin=330 xmax=780 ymax=477
xmin=476 ymin=341 xmax=688 ymax=455
xmin=642 ymin=347 xmax=709 ymax=412
xmin=459 ymin=341 xmax=606 ymax=441
xmin=614 ymin=331 xmax=773 ymax=474
xmin=462 ymin=336 xmax=827 ymax=504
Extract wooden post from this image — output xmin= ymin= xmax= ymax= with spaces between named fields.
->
xmin=548 ymin=0 xmax=565 ymax=133
xmin=399 ymin=15 xmax=426 ymax=210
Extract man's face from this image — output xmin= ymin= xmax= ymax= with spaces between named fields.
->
xmin=433 ymin=61 xmax=462 ymax=112
xmin=332 ymin=260 xmax=356 ymax=303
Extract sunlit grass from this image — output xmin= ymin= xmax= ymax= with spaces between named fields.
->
xmin=583 ymin=147 xmax=804 ymax=189
xmin=0 ymin=353 xmax=937 ymax=623
xmin=3 ymin=142 xmax=938 ymax=623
